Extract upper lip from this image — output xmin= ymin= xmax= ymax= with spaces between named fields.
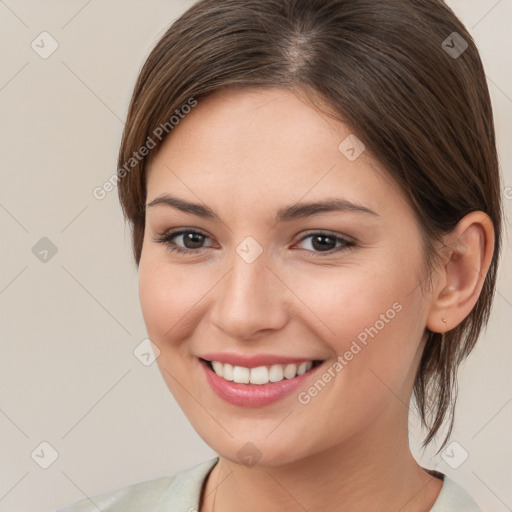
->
xmin=200 ymin=352 xmax=323 ymax=368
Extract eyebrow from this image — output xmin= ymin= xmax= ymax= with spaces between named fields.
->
xmin=146 ymin=194 xmax=379 ymax=222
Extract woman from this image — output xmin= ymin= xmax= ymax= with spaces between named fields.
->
xmin=57 ymin=0 xmax=503 ymax=510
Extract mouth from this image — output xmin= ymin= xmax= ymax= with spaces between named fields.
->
xmin=199 ymin=356 xmax=326 ymax=407
xmin=200 ymin=358 xmax=324 ymax=385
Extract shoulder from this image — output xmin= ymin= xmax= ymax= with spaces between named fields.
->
xmin=55 ymin=457 xmax=219 ymax=512
xmin=429 ymin=471 xmax=484 ymax=512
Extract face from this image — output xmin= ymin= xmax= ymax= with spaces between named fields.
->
xmin=139 ymin=87 xmax=434 ymax=467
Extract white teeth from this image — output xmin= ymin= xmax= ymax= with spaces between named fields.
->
xmin=249 ymin=366 xmax=269 ymax=384
xmin=269 ymin=364 xmax=284 ymax=382
xmin=283 ymin=364 xmax=297 ymax=379
xmin=212 ymin=361 xmax=224 ymax=377
xmin=208 ymin=360 xmax=316 ymax=385
xmin=297 ymin=362 xmax=308 ymax=375
xmin=233 ymin=366 xmax=250 ymax=384
xmin=223 ymin=363 xmax=234 ymax=381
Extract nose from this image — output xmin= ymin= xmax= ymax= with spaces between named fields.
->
xmin=208 ymin=248 xmax=290 ymax=340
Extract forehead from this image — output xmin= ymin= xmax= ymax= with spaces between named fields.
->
xmin=145 ymin=87 xmax=410 ymax=217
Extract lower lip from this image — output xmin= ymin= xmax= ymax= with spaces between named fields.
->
xmin=200 ymin=359 xmax=324 ymax=407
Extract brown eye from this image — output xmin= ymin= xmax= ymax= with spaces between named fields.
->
xmin=153 ymin=229 xmax=355 ymax=257
xmin=153 ymin=229 xmax=213 ymax=254
xmin=295 ymin=232 xmax=355 ymax=256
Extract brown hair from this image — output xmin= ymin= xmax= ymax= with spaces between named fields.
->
xmin=117 ymin=0 xmax=503 ymax=452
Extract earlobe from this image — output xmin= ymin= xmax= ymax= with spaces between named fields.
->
xmin=426 ymin=211 xmax=495 ymax=334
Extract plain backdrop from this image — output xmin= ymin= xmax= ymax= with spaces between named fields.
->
xmin=0 ymin=1 xmax=511 ymax=511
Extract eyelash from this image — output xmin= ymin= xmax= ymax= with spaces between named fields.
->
xmin=152 ymin=229 xmax=355 ymax=257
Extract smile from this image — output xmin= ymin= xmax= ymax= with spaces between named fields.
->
xmin=199 ymin=357 xmax=325 ymax=407
xmin=205 ymin=359 xmax=321 ymax=385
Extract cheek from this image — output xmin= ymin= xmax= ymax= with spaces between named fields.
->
xmin=293 ymin=253 xmax=425 ymax=393
xmin=138 ymin=255 xmax=206 ymax=403
xmin=291 ymin=253 xmax=419 ymax=344
xmin=138 ymin=253 xmax=199 ymax=348
xmin=290 ymin=273 xmax=425 ymax=448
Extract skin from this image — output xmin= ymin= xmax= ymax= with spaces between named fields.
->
xmin=139 ymin=87 xmax=494 ymax=512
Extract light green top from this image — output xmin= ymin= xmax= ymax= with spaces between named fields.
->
xmin=56 ymin=456 xmax=483 ymax=512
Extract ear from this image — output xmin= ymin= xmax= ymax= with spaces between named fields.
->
xmin=426 ymin=211 xmax=495 ymax=334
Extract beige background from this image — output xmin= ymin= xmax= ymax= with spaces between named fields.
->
xmin=0 ymin=1 xmax=511 ymax=511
